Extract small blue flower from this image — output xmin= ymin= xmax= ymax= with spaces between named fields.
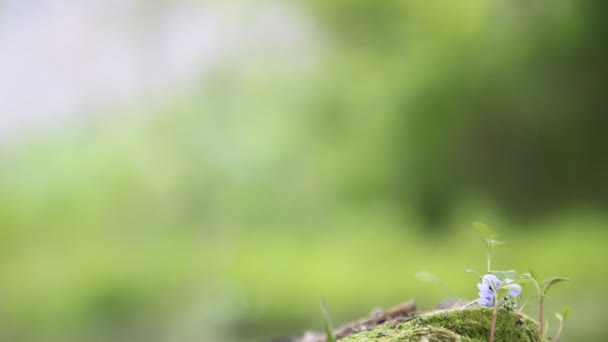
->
xmin=477 ymin=274 xmax=501 ymax=307
xmin=476 ymin=274 xmax=521 ymax=307
xmin=477 ymin=296 xmax=494 ymax=307
xmin=505 ymin=278 xmax=522 ymax=297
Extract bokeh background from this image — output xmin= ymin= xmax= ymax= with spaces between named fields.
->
xmin=1 ymin=1 xmax=607 ymax=341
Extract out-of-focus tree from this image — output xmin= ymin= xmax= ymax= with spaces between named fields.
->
xmin=300 ymin=0 xmax=608 ymax=224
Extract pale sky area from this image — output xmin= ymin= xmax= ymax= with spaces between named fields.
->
xmin=0 ymin=0 xmax=318 ymax=144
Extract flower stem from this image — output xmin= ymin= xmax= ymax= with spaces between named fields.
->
xmin=490 ymin=293 xmax=500 ymax=342
xmin=487 ymin=251 xmax=491 ymax=273
xmin=490 ymin=309 xmax=498 ymax=342
xmin=539 ymin=296 xmax=544 ymax=339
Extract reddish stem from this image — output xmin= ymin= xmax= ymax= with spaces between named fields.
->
xmin=555 ymin=323 xmax=563 ymax=342
xmin=539 ymin=297 xmax=544 ymax=339
xmin=490 ymin=311 xmax=498 ymax=342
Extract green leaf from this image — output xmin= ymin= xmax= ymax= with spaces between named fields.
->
xmin=492 ymin=283 xmax=520 ymax=304
xmin=521 ymin=273 xmax=541 ymax=294
xmin=502 ymin=283 xmax=522 ymax=292
xmin=521 ymin=272 xmax=536 ymax=282
xmin=543 ymin=277 xmax=569 ymax=294
xmin=510 ymin=277 xmax=531 ymax=285
xmin=473 ymin=222 xmax=497 ymax=238
xmin=480 ymin=237 xmax=492 ymax=250
xmin=492 ymin=270 xmax=517 ymax=280
xmin=529 ymin=269 xmax=541 ymax=281
xmin=489 ymin=239 xmax=507 ymax=247
xmin=496 ymin=288 xmax=511 ymax=301
xmin=473 ymin=222 xmax=490 ymax=234
xmin=464 ymin=269 xmax=482 ymax=279
xmin=562 ymin=306 xmax=571 ymax=320
xmin=320 ymin=296 xmax=337 ymax=342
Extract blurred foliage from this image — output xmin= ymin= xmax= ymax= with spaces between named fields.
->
xmin=0 ymin=1 xmax=607 ymax=342
xmin=303 ymin=0 xmax=608 ymax=223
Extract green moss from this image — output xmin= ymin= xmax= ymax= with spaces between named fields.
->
xmin=340 ymin=307 xmax=539 ymax=342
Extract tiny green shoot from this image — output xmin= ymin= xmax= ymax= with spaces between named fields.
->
xmin=554 ymin=306 xmax=570 ymax=342
xmin=320 ymin=296 xmax=337 ymax=342
xmin=521 ymin=270 xmax=569 ymax=340
xmin=474 ymin=222 xmax=506 ymax=273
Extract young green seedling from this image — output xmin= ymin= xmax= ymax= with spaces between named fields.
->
xmin=554 ymin=306 xmax=570 ymax=342
xmin=320 ymin=296 xmax=337 ymax=342
xmin=521 ymin=270 xmax=569 ymax=340
xmin=474 ymin=222 xmax=506 ymax=273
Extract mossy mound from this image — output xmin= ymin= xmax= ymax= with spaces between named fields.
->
xmin=340 ymin=307 xmax=539 ymax=342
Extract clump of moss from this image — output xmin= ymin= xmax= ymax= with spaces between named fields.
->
xmin=340 ymin=307 xmax=539 ymax=342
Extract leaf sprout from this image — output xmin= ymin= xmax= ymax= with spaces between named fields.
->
xmin=554 ymin=306 xmax=570 ymax=342
xmin=320 ymin=296 xmax=337 ymax=342
xmin=521 ymin=270 xmax=569 ymax=340
xmin=474 ymin=222 xmax=506 ymax=273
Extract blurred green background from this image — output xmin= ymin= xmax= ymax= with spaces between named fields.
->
xmin=1 ymin=1 xmax=607 ymax=341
